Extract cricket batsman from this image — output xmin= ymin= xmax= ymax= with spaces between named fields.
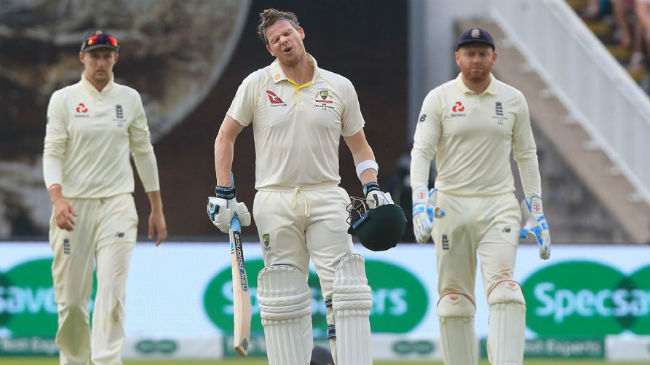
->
xmin=206 ymin=8 xmax=393 ymax=365
xmin=410 ymin=27 xmax=551 ymax=365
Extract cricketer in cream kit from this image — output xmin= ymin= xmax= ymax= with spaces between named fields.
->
xmin=227 ymin=56 xmax=364 ymax=189
xmin=43 ymin=72 xmax=163 ymax=365
xmin=44 ymin=75 xmax=159 ymax=198
xmin=411 ymin=73 xmax=540 ymax=198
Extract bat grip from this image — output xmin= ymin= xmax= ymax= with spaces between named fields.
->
xmin=231 ymin=215 xmax=241 ymax=232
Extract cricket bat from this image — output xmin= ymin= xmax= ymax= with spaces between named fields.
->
xmin=229 ymin=215 xmax=251 ymax=356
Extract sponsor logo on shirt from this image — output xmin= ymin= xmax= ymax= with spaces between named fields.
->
xmin=75 ymin=102 xmax=90 ymax=118
xmin=419 ymin=114 xmax=427 ymax=122
xmin=450 ymin=101 xmax=466 ymax=117
xmin=266 ymin=90 xmax=286 ymax=106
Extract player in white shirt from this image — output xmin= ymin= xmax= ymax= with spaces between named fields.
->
xmin=410 ymin=28 xmax=551 ymax=365
xmin=206 ymin=9 xmax=392 ymax=365
xmin=43 ymin=30 xmax=167 ymax=365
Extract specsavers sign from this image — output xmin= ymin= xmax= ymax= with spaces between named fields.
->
xmin=202 ymin=256 xmax=429 ymax=336
xmin=0 ymin=243 xmax=649 ymax=342
xmin=522 ymin=261 xmax=649 ymax=337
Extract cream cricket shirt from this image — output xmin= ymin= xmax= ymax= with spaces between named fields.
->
xmin=411 ymin=73 xmax=541 ymax=197
xmin=44 ymin=75 xmax=157 ymax=198
xmin=227 ymin=56 xmax=364 ymax=189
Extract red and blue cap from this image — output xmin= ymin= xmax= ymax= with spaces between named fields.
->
xmin=80 ymin=30 xmax=119 ymax=52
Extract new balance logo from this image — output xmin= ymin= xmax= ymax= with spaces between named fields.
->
xmin=266 ymin=90 xmax=285 ymax=104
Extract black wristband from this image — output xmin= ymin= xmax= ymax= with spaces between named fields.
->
xmin=362 ymin=182 xmax=380 ymax=197
xmin=215 ymin=185 xmax=235 ymax=199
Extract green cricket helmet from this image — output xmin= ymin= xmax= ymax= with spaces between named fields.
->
xmin=347 ymin=197 xmax=406 ymax=251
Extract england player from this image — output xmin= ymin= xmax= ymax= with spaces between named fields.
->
xmin=410 ymin=28 xmax=551 ymax=365
xmin=43 ymin=30 xmax=167 ymax=365
xmin=207 ymin=9 xmax=392 ymax=365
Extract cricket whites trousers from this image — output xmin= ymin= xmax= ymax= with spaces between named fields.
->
xmin=49 ymin=193 xmax=138 ymax=365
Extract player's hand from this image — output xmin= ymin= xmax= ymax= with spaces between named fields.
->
xmin=207 ymin=185 xmax=251 ymax=233
xmin=53 ymin=197 xmax=77 ymax=231
xmin=412 ymin=186 xmax=445 ymax=244
xmin=520 ymin=195 xmax=551 ymax=260
xmin=148 ymin=209 xmax=167 ymax=246
xmin=363 ymin=182 xmax=394 ymax=209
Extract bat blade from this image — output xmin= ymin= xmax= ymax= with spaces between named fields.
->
xmin=229 ymin=216 xmax=251 ymax=357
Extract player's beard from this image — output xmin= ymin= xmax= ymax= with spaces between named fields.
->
xmin=465 ymin=67 xmax=489 ymax=83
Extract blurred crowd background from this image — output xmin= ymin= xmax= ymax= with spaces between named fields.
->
xmin=1 ymin=0 xmax=649 ymax=245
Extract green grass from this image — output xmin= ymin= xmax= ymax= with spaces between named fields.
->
xmin=1 ymin=358 xmax=649 ymax=365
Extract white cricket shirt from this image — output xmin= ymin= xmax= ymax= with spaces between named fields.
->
xmin=411 ymin=73 xmax=541 ymax=197
xmin=227 ymin=56 xmax=365 ymax=189
xmin=44 ymin=75 xmax=157 ymax=198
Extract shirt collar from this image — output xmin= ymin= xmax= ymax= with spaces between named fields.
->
xmin=455 ymin=72 xmax=499 ymax=96
xmin=270 ymin=54 xmax=320 ymax=84
xmin=80 ymin=73 xmax=114 ymax=94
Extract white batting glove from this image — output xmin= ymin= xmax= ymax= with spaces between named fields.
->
xmin=520 ymin=195 xmax=551 ymax=260
xmin=363 ymin=182 xmax=394 ymax=209
xmin=207 ymin=186 xmax=251 ymax=233
xmin=412 ymin=186 xmax=445 ymax=244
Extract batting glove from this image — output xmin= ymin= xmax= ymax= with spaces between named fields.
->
xmin=412 ymin=186 xmax=445 ymax=244
xmin=207 ymin=185 xmax=251 ymax=234
xmin=363 ymin=182 xmax=394 ymax=209
xmin=520 ymin=194 xmax=551 ymax=260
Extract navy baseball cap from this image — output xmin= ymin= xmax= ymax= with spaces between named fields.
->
xmin=80 ymin=31 xmax=119 ymax=52
xmin=456 ymin=27 xmax=495 ymax=50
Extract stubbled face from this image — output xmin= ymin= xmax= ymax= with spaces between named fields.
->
xmin=79 ymin=48 xmax=118 ymax=86
xmin=265 ymin=20 xmax=306 ymax=67
xmin=455 ymin=44 xmax=496 ymax=84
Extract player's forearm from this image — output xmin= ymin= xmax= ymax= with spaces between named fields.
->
xmin=43 ymin=155 xmax=63 ymax=191
xmin=214 ymin=116 xmax=244 ymax=187
xmin=516 ymin=158 xmax=542 ymax=198
xmin=353 ymin=147 xmax=377 ymax=185
xmin=48 ymin=184 xmax=64 ymax=205
xmin=146 ymin=190 xmax=164 ymax=214
xmin=132 ymin=151 xmax=160 ymax=192
xmin=214 ymin=133 xmax=235 ymax=187
xmin=344 ymin=130 xmax=378 ymax=184
xmin=410 ymin=148 xmax=433 ymax=188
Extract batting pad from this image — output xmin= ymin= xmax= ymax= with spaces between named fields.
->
xmin=332 ymin=253 xmax=373 ymax=365
xmin=437 ymin=292 xmax=478 ymax=365
xmin=257 ymin=264 xmax=312 ymax=365
xmin=487 ymin=280 xmax=526 ymax=365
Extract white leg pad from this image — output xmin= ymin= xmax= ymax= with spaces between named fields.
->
xmin=437 ymin=292 xmax=478 ymax=365
xmin=257 ymin=264 xmax=313 ymax=365
xmin=332 ymin=253 xmax=373 ymax=365
xmin=487 ymin=280 xmax=526 ymax=365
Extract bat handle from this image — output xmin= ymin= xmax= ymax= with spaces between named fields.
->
xmin=231 ymin=215 xmax=241 ymax=232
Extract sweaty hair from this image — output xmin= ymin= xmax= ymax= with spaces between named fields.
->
xmin=256 ymin=8 xmax=300 ymax=45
